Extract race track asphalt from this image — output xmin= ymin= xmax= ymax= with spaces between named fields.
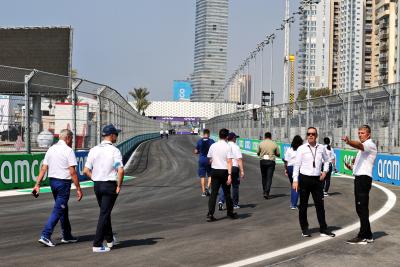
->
xmin=0 ymin=135 xmax=398 ymax=267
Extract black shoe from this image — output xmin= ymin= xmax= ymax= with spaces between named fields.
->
xmin=207 ymin=214 xmax=217 ymax=222
xmin=263 ymin=193 xmax=268 ymax=199
xmin=218 ymin=202 xmax=223 ymax=211
xmin=320 ymin=230 xmax=335 ymax=237
xmin=227 ymin=212 xmax=238 ymax=219
xmin=205 ymin=188 xmax=210 ymax=197
xmin=301 ymin=230 xmax=312 ymax=237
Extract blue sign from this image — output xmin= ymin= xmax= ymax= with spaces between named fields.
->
xmin=75 ymin=150 xmax=89 ymax=181
xmin=373 ymin=153 xmax=400 ymax=186
xmin=173 ymin=81 xmax=192 ymax=101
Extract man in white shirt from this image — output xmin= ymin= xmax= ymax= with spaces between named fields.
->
xmin=33 ymin=129 xmax=83 ymax=247
xmin=292 ymin=127 xmax=335 ymax=238
xmin=84 ymin=124 xmax=124 ymax=253
xmin=206 ymin=128 xmax=238 ymax=222
xmin=342 ymin=124 xmax=377 ymax=245
xmin=217 ymin=132 xmax=245 ymax=209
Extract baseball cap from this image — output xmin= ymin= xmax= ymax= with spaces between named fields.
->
xmin=228 ymin=132 xmax=239 ymax=140
xmin=102 ymin=124 xmax=121 ymax=136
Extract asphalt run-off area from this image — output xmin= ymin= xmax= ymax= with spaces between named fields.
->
xmin=1 ymin=135 xmax=399 ymax=267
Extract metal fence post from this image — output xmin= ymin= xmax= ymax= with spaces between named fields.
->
xmin=24 ymin=70 xmax=36 ymax=154
xmin=71 ymin=79 xmax=82 ymax=151
xmin=395 ymin=83 xmax=400 ymax=148
xmin=97 ymin=86 xmax=107 ymax=144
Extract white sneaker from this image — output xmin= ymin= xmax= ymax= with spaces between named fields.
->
xmin=93 ymin=246 xmax=111 ymax=253
xmin=61 ymin=236 xmax=78 ymax=243
xmin=107 ymin=235 xmax=119 ymax=248
xmin=38 ymin=236 xmax=55 ymax=247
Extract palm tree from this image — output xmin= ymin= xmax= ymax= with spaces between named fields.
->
xmin=129 ymin=87 xmax=151 ymax=115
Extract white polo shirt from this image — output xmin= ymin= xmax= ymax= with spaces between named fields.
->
xmin=292 ymin=142 xmax=330 ymax=182
xmin=323 ymin=145 xmax=336 ymax=163
xmin=353 ymin=139 xmax=377 ymax=177
xmin=228 ymin=141 xmax=242 ymax=167
xmin=85 ymin=140 xmax=124 ymax=181
xmin=43 ymin=140 xmax=77 ymax=180
xmin=207 ymin=140 xmax=233 ymax=170
xmin=284 ymin=147 xmax=297 ymax=167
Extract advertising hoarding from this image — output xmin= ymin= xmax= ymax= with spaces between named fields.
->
xmin=173 ymin=81 xmax=192 ymax=101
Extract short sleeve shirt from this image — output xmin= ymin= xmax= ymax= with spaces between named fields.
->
xmin=258 ymin=139 xmax=280 ymax=161
xmin=207 ymin=140 xmax=233 ymax=170
xmin=284 ymin=147 xmax=296 ymax=166
xmin=353 ymin=139 xmax=377 ymax=177
xmin=43 ymin=140 xmax=77 ymax=180
xmin=229 ymin=141 xmax=242 ymax=167
xmin=196 ymin=138 xmax=215 ymax=161
xmin=85 ymin=140 xmax=124 ymax=181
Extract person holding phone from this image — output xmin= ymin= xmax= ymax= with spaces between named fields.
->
xmin=292 ymin=127 xmax=335 ymax=238
xmin=84 ymin=124 xmax=124 ymax=253
xmin=342 ymin=124 xmax=377 ymax=245
xmin=33 ymin=129 xmax=83 ymax=247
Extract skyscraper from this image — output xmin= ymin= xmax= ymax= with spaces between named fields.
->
xmin=191 ymin=0 xmax=228 ymax=102
xmin=298 ymin=0 xmax=330 ymax=93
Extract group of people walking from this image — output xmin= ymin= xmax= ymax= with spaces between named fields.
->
xmin=195 ymin=124 xmax=377 ymax=244
xmin=34 ymin=124 xmax=124 ymax=252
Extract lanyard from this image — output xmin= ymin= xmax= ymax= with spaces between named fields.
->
xmin=308 ymin=145 xmax=318 ymax=168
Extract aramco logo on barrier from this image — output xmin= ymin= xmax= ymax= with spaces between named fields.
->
xmin=377 ymin=158 xmax=400 ymax=180
xmin=1 ymin=159 xmax=43 ymax=184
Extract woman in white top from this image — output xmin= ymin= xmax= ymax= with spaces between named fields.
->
xmin=284 ymin=135 xmax=303 ymax=209
xmin=322 ymin=137 xmax=336 ymax=196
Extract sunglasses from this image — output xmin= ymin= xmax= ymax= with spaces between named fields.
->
xmin=306 ymin=132 xmax=316 ymax=136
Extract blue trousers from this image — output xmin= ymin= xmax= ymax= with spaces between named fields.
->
xmin=41 ymin=178 xmax=72 ymax=239
xmin=287 ymin=166 xmax=299 ymax=207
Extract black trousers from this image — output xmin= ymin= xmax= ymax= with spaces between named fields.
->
xmin=260 ymin=160 xmax=275 ymax=195
xmin=298 ymin=174 xmax=327 ymax=232
xmin=354 ymin=175 xmax=372 ymax=239
xmin=208 ymin=169 xmax=233 ymax=215
xmin=93 ymin=181 xmax=118 ymax=247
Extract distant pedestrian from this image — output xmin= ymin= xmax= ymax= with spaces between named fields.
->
xmin=194 ymin=129 xmax=214 ymax=197
xmin=342 ymin=125 xmax=377 ymax=245
xmin=33 ymin=129 xmax=83 ymax=247
xmin=83 ymin=124 xmax=124 ymax=253
xmin=322 ymin=137 xmax=336 ymax=196
xmin=217 ymin=132 xmax=244 ymax=210
xmin=292 ymin=127 xmax=335 ymax=238
xmin=206 ymin=128 xmax=238 ymax=222
xmin=284 ymin=135 xmax=303 ymax=210
xmin=164 ymin=129 xmax=169 ymax=139
xmin=257 ymin=132 xmax=280 ymax=199
xmin=160 ymin=129 xmax=164 ymax=139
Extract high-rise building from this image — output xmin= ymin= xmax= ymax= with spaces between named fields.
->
xmin=297 ymin=0 xmax=330 ymax=93
xmin=338 ymin=0 xmax=364 ymax=92
xmin=228 ymin=74 xmax=251 ymax=103
xmin=374 ymin=0 xmax=398 ymax=86
xmin=363 ymin=0 xmax=376 ymax=88
xmin=328 ymin=0 xmax=340 ymax=93
xmin=191 ymin=0 xmax=228 ymax=102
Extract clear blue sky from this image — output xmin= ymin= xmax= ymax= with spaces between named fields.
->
xmin=2 ymin=0 xmax=300 ymax=103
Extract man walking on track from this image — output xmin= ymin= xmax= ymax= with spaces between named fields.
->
xmin=342 ymin=124 xmax=377 ymax=245
xmin=84 ymin=124 xmax=124 ymax=253
xmin=257 ymin=132 xmax=280 ymax=199
xmin=206 ymin=128 xmax=238 ymax=222
xmin=34 ymin=129 xmax=83 ymax=247
xmin=292 ymin=127 xmax=335 ymax=238
xmin=194 ymin=129 xmax=214 ymax=196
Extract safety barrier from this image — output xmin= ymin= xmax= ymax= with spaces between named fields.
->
xmin=210 ymin=135 xmax=400 ymax=186
xmin=0 ymin=133 xmax=159 ymax=190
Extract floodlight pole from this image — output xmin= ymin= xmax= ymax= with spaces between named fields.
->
xmin=24 ymin=70 xmax=36 ymax=154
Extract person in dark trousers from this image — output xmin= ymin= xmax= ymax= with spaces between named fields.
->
xmin=206 ymin=128 xmax=238 ymax=222
xmin=194 ymin=129 xmax=214 ymax=196
xmin=33 ymin=129 xmax=83 ymax=247
xmin=284 ymin=135 xmax=303 ymax=209
xmin=217 ymin=132 xmax=245 ymax=210
xmin=322 ymin=137 xmax=336 ymax=196
xmin=84 ymin=124 xmax=124 ymax=253
xmin=342 ymin=124 xmax=377 ymax=245
xmin=257 ymin=132 xmax=280 ymax=199
xmin=292 ymin=127 xmax=335 ymax=238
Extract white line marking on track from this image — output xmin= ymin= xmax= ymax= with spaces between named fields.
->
xmin=219 ymin=174 xmax=397 ymax=267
